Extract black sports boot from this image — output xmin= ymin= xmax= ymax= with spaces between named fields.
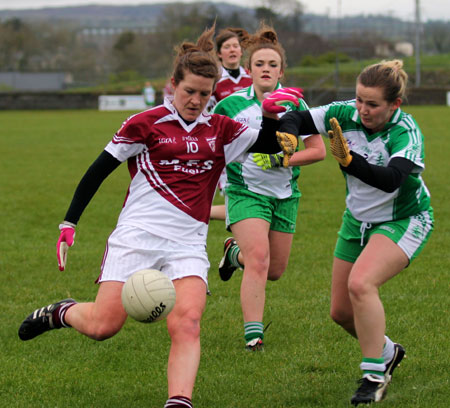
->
xmin=18 ymin=298 xmax=76 ymax=341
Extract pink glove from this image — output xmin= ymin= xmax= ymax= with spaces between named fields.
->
xmin=262 ymin=87 xmax=304 ymax=113
xmin=57 ymin=222 xmax=76 ymax=271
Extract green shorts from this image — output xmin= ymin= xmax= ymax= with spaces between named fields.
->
xmin=334 ymin=208 xmax=434 ymax=263
xmin=225 ymin=187 xmax=300 ymax=233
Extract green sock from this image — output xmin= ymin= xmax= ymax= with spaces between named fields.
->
xmin=227 ymin=244 xmax=244 ymax=269
xmin=244 ymin=321 xmax=264 ymax=343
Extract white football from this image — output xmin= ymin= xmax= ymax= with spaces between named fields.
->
xmin=122 ymin=269 xmax=176 ymax=323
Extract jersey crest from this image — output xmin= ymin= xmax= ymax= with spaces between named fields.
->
xmin=206 ymin=136 xmax=217 ymax=152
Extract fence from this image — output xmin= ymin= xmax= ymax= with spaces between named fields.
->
xmin=0 ymin=88 xmax=448 ymax=110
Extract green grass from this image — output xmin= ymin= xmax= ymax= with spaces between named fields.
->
xmin=285 ymin=54 xmax=450 ymax=88
xmin=288 ymin=53 xmax=450 ymax=75
xmin=66 ymin=53 xmax=450 ymax=94
xmin=1 ymin=107 xmax=449 ymax=407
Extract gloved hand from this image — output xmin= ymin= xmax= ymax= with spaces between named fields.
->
xmin=276 ymin=131 xmax=298 ymax=167
xmin=328 ymin=117 xmax=352 ymax=167
xmin=253 ymin=153 xmax=284 ymax=170
xmin=262 ymin=87 xmax=304 ymax=114
xmin=57 ymin=221 xmax=76 ymax=271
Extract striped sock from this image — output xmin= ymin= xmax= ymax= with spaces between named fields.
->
xmin=228 ymin=244 xmax=244 ymax=269
xmin=164 ymin=395 xmax=193 ymax=408
xmin=53 ymin=302 xmax=77 ymax=328
xmin=360 ymin=357 xmax=386 ymax=380
xmin=244 ymin=321 xmax=264 ymax=343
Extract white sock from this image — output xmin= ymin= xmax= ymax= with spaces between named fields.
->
xmin=382 ymin=335 xmax=395 ymax=363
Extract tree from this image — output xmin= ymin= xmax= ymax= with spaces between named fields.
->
xmin=144 ymin=3 xmax=220 ymax=78
xmin=0 ymin=18 xmax=38 ymax=70
xmin=254 ymin=7 xmax=279 ymax=26
xmin=424 ymin=21 xmax=450 ymax=53
xmin=255 ymin=0 xmax=304 ymax=32
xmin=112 ymin=31 xmax=149 ymax=75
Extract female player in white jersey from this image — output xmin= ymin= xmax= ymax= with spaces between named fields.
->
xmin=214 ymin=24 xmax=326 ymax=351
xmin=265 ymin=60 xmax=433 ymax=405
xmin=17 ymin=25 xmax=297 ymax=408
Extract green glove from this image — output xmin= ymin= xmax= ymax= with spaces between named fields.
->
xmin=253 ymin=153 xmax=284 ymax=170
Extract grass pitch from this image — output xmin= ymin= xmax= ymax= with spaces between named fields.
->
xmin=1 ymin=107 xmax=449 ymax=407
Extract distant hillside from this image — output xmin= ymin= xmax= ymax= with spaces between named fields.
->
xmin=0 ymin=2 xmax=428 ymax=41
xmin=0 ymin=2 xmax=247 ymax=26
xmin=0 ymin=2 xmax=448 ymax=58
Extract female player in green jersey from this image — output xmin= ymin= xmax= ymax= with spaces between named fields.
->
xmin=214 ymin=24 xmax=325 ymax=351
xmin=265 ymin=59 xmax=433 ymax=405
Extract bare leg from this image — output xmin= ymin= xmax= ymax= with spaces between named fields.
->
xmin=166 ymin=276 xmax=207 ymax=399
xmin=210 ymin=205 xmax=226 ymax=221
xmin=330 ymin=257 xmax=357 ymax=337
xmin=65 ymin=281 xmax=128 ymax=341
xmin=267 ymin=229 xmax=294 ymax=281
xmin=349 ymin=234 xmax=408 ymax=358
xmin=232 ymin=218 xmax=270 ymax=323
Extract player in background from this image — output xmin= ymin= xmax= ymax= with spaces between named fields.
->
xmin=208 ymin=27 xmax=252 ymax=110
xmin=265 ymin=60 xmax=433 ymax=405
xmin=143 ymin=80 xmax=156 ymax=107
xmin=163 ymin=77 xmax=174 ymax=99
xmin=214 ymin=24 xmax=326 ymax=351
xmin=18 ymin=25 xmax=297 ymax=408
xmin=209 ymin=27 xmax=253 ymax=220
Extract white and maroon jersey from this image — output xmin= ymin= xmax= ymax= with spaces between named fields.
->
xmin=208 ymin=66 xmax=252 ymax=110
xmin=104 ymin=97 xmax=258 ymax=244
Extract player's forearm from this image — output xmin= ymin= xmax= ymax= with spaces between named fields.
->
xmin=279 ymin=110 xmax=318 ymax=136
xmin=248 ymin=116 xmax=281 ymax=153
xmin=288 ymin=148 xmax=325 ymax=166
xmin=64 ymin=150 xmax=121 ymax=224
xmin=342 ymin=154 xmax=415 ymax=193
xmin=288 ymin=134 xmax=326 ymax=166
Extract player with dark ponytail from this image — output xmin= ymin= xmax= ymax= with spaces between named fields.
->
xmin=18 ymin=25 xmax=297 ymax=408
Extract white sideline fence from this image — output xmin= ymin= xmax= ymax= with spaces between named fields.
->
xmin=99 ymin=95 xmax=147 ymax=111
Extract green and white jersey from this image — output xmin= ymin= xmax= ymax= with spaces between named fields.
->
xmin=310 ymin=100 xmax=431 ymax=222
xmin=213 ymin=85 xmax=311 ymax=199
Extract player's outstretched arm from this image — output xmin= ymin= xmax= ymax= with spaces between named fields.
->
xmin=248 ymin=116 xmax=298 ymax=165
xmin=57 ymin=150 xmax=121 ymax=271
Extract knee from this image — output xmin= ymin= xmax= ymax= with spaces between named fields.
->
xmin=348 ymin=276 xmax=373 ymax=303
xmin=330 ymin=306 xmax=353 ymax=328
xmin=88 ymin=322 xmax=122 ymax=341
xmin=267 ymin=260 xmax=288 ymax=281
xmin=267 ymin=273 xmax=282 ymax=281
xmin=244 ymin=248 xmax=270 ymax=275
xmin=267 ymin=267 xmax=285 ymax=281
xmin=167 ymin=310 xmax=201 ymax=343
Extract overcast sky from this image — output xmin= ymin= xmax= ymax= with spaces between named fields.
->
xmin=0 ymin=0 xmax=448 ymax=22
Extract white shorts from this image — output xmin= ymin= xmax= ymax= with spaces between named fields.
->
xmin=98 ymin=225 xmax=210 ymax=285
